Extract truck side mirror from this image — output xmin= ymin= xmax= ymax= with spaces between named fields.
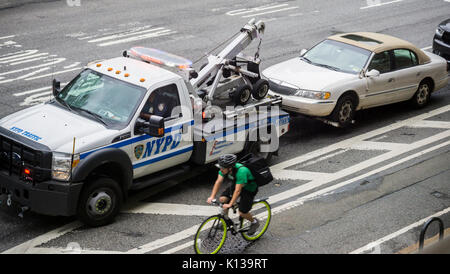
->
xmin=147 ymin=115 xmax=165 ymax=137
xmin=52 ymin=79 xmax=61 ymax=97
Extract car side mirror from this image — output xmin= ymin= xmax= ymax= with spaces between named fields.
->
xmin=147 ymin=115 xmax=165 ymax=137
xmin=366 ymin=69 xmax=380 ymax=78
xmin=52 ymin=79 xmax=61 ymax=97
xmin=300 ymin=49 xmax=308 ymax=57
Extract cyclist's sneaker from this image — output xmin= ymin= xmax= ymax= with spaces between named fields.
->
xmin=247 ymin=218 xmax=260 ymax=235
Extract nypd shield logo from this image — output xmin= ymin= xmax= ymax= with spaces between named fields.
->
xmin=134 ymin=145 xmax=144 ymax=159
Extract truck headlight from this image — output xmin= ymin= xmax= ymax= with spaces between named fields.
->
xmin=436 ymin=27 xmax=445 ymax=37
xmin=52 ymin=152 xmax=78 ymax=181
xmin=295 ymin=90 xmax=331 ymax=100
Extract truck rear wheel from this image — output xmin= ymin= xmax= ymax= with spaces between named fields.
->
xmin=77 ymin=177 xmax=123 ymax=227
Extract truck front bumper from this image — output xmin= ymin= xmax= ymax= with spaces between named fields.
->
xmin=0 ymin=170 xmax=83 ymax=216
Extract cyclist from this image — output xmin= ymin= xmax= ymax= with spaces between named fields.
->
xmin=207 ymin=154 xmax=260 ymax=234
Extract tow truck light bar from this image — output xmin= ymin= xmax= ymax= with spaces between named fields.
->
xmin=128 ymin=47 xmax=193 ymax=70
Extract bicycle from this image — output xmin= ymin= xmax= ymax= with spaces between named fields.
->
xmin=193 ymin=198 xmax=272 ymax=254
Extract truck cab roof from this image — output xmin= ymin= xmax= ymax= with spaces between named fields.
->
xmin=88 ymin=57 xmax=182 ymax=90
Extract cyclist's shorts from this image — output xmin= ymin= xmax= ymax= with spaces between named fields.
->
xmin=221 ymin=185 xmax=258 ymax=214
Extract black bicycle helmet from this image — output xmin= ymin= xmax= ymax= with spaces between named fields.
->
xmin=215 ymin=154 xmax=237 ymax=169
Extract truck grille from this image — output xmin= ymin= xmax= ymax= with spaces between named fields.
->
xmin=0 ymin=133 xmax=52 ymax=182
xmin=268 ymin=80 xmax=297 ymax=96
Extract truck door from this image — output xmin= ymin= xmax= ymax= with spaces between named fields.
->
xmin=132 ymin=81 xmax=193 ymax=178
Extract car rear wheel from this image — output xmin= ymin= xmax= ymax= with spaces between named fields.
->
xmin=330 ymin=94 xmax=356 ymax=128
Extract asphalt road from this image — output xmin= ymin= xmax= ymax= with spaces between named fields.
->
xmin=0 ymin=0 xmax=449 ymax=257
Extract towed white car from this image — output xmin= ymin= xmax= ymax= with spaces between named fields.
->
xmin=263 ymin=32 xmax=449 ymax=127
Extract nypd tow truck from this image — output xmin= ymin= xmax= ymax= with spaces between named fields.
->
xmin=0 ymin=20 xmax=289 ymax=226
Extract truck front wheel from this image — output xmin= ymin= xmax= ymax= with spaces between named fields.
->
xmin=77 ymin=177 xmax=123 ymax=227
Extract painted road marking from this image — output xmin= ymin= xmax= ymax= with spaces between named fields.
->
xmin=68 ymin=25 xmax=178 ymax=47
xmin=350 ymin=206 xmax=450 ymax=254
xmin=361 ymin=0 xmax=404 ymax=10
xmin=226 ymin=2 xmax=299 ymax=18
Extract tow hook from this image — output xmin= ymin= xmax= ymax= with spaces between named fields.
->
xmin=17 ymin=206 xmax=29 ymax=219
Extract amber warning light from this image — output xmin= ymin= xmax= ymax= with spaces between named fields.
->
xmin=128 ymin=47 xmax=192 ymax=70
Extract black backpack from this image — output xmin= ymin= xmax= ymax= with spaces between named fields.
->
xmin=237 ymin=153 xmax=273 ymax=187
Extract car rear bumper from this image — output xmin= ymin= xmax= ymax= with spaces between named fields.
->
xmin=0 ymin=170 xmax=83 ymax=216
xmin=433 ymin=37 xmax=450 ymax=70
xmin=268 ymin=91 xmax=336 ymax=117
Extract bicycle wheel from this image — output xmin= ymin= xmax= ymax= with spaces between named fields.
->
xmin=240 ymin=200 xmax=271 ymax=241
xmin=194 ymin=215 xmax=228 ymax=254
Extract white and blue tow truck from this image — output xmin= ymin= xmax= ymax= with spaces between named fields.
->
xmin=0 ymin=20 xmax=289 ymax=226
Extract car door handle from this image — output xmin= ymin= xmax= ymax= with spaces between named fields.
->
xmin=388 ymin=78 xmax=395 ymax=83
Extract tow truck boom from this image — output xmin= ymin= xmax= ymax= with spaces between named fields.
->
xmin=190 ymin=19 xmax=266 ymax=103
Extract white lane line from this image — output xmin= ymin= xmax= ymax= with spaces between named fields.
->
xmin=242 ymin=6 xmax=299 ymax=18
xmin=421 ymin=46 xmax=432 ymax=51
xmin=408 ymin=120 xmax=450 ymax=129
xmin=2 ymin=221 xmax=83 ymax=254
xmin=98 ymin=29 xmax=177 ymax=47
xmin=271 ymin=169 xmax=331 ymax=181
xmin=16 ymin=67 xmax=50 ymax=80
xmin=349 ymin=141 xmax=409 ymax=151
xmin=0 ymin=49 xmax=39 ymax=62
xmin=0 ymin=57 xmax=66 ymax=76
xmin=13 ymin=83 xmax=68 ymax=97
xmin=25 ymin=67 xmax=81 ymax=81
xmin=64 ymin=62 xmax=81 ymax=69
xmin=87 ymin=27 xmax=165 ymax=43
xmin=361 ymin=0 xmax=404 ymax=9
xmin=0 ymin=52 xmax=49 ymax=64
xmin=226 ymin=3 xmax=289 ymax=16
xmin=0 ymin=35 xmax=15 ymax=40
xmin=122 ymin=202 xmax=218 ymax=216
xmin=10 ymin=56 xmax=54 ymax=66
xmin=350 ymin=206 xmax=450 ymax=254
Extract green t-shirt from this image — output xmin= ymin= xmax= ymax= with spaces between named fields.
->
xmin=219 ymin=163 xmax=257 ymax=192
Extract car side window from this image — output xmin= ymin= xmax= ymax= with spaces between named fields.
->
xmin=141 ymin=84 xmax=181 ymax=119
xmin=393 ymin=49 xmax=417 ymax=70
xmin=368 ymin=51 xmax=392 ymax=74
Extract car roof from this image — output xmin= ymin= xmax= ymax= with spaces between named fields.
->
xmin=328 ymin=32 xmax=430 ymax=64
xmin=88 ymin=57 xmax=182 ymax=90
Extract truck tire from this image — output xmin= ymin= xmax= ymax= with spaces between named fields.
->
xmin=233 ymin=84 xmax=252 ymax=105
xmin=251 ymin=79 xmax=269 ymax=100
xmin=77 ymin=177 xmax=123 ymax=227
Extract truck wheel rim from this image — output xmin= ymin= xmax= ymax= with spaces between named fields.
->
xmin=258 ymin=84 xmax=268 ymax=98
xmin=88 ymin=191 xmax=113 ymax=216
xmin=241 ymin=89 xmax=251 ymax=103
xmin=417 ymin=84 xmax=429 ymax=105
xmin=339 ymin=101 xmax=353 ymax=122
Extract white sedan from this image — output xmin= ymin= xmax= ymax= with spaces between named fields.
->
xmin=262 ymin=32 xmax=449 ymax=128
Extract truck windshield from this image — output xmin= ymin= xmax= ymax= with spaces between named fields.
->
xmin=302 ymin=39 xmax=372 ymax=74
xmin=56 ymin=69 xmax=146 ymax=126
